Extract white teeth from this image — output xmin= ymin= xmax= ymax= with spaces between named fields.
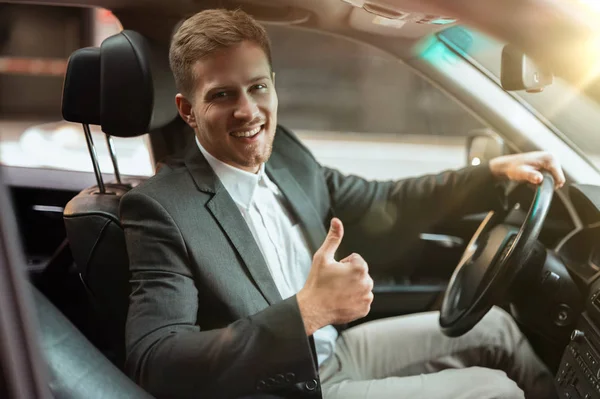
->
xmin=231 ymin=126 xmax=261 ymax=138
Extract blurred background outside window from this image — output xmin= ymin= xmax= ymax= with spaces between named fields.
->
xmin=267 ymin=24 xmax=483 ymax=179
xmin=0 ymin=5 xmax=153 ymax=177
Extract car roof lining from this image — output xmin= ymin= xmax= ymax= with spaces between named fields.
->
xmin=3 ymin=0 xmax=441 ymax=44
xmin=5 ymin=0 xmax=600 ymax=107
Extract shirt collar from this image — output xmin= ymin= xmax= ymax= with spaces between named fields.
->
xmin=196 ymin=136 xmax=265 ymax=210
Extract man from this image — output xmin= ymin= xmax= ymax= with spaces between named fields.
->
xmin=120 ymin=8 xmax=564 ymax=399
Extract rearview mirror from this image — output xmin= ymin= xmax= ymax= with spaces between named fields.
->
xmin=467 ymin=131 xmax=507 ymax=166
xmin=501 ymin=44 xmax=553 ymax=93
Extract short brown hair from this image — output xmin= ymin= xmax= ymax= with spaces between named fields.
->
xmin=169 ymin=9 xmax=272 ymax=99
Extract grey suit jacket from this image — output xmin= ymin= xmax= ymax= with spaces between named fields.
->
xmin=120 ymin=125 xmax=501 ymax=399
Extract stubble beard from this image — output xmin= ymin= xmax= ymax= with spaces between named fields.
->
xmin=237 ymin=138 xmax=274 ymax=169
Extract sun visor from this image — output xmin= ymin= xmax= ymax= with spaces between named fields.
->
xmin=344 ymin=0 xmax=458 ymax=37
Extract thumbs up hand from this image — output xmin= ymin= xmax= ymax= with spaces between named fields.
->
xmin=297 ymin=218 xmax=374 ymax=336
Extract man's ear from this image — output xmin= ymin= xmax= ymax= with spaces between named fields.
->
xmin=175 ymin=93 xmax=197 ymax=128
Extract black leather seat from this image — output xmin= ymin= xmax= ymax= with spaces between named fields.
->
xmin=61 ymin=30 xmax=178 ymax=367
xmin=33 ymin=285 xmax=155 ymax=399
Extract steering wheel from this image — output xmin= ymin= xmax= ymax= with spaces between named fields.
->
xmin=439 ymin=172 xmax=555 ymax=337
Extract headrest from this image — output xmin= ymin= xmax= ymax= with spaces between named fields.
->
xmin=100 ymin=30 xmax=178 ymax=137
xmin=61 ymin=47 xmax=102 ymax=126
xmin=61 ymin=30 xmax=178 ymax=138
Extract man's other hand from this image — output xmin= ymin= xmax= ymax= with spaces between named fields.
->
xmin=297 ymin=218 xmax=374 ymax=336
xmin=489 ymin=151 xmax=566 ymax=189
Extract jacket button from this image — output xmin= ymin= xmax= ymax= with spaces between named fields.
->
xmin=275 ymin=374 xmax=286 ymax=384
xmin=267 ymin=377 xmax=276 ymax=387
xmin=305 ymin=379 xmax=318 ymax=391
xmin=285 ymin=372 xmax=296 ymax=383
xmin=256 ymin=380 xmax=267 ymax=391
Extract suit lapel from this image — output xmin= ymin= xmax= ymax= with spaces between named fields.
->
xmin=266 ymin=154 xmax=327 ymax=255
xmin=206 ymin=193 xmax=282 ymax=305
xmin=184 ymin=146 xmax=282 ymax=305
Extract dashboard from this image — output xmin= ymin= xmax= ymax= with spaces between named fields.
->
xmin=542 ymin=185 xmax=600 ymax=290
xmin=551 ymin=185 xmax=600 ymax=399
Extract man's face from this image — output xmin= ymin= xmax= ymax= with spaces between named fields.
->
xmin=177 ymin=41 xmax=278 ymax=173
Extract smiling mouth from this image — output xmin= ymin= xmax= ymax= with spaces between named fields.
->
xmin=230 ymin=125 xmax=264 ymax=138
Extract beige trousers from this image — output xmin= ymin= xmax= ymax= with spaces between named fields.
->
xmin=319 ymin=307 xmax=556 ymax=399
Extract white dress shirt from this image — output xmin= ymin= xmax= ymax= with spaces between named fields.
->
xmin=196 ymin=138 xmax=338 ymax=366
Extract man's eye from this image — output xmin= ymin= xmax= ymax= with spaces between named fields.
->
xmin=211 ymin=91 xmax=230 ymax=100
xmin=252 ymin=84 xmax=268 ymax=91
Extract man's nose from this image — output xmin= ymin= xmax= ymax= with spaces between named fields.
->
xmin=233 ymin=93 xmax=260 ymax=121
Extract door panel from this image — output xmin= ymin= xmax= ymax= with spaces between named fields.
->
xmin=10 ymin=185 xmax=78 ymax=271
xmin=365 ymin=213 xmax=482 ymax=321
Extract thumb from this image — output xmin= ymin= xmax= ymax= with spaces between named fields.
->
xmin=514 ymin=165 xmax=543 ymax=185
xmin=317 ymin=218 xmax=344 ymax=260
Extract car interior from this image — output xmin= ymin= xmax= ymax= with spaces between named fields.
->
xmin=1 ymin=0 xmax=600 ymax=398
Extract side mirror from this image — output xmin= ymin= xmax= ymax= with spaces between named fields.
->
xmin=501 ymin=44 xmax=553 ymax=93
xmin=467 ymin=132 xmax=507 ymax=166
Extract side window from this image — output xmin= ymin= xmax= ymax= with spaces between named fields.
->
xmin=267 ymin=25 xmax=483 ymax=180
xmin=0 ymin=5 xmax=153 ymax=176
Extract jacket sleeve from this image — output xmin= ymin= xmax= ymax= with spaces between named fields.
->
xmin=323 ymin=164 xmax=504 ymax=269
xmin=120 ymin=191 xmax=317 ymax=399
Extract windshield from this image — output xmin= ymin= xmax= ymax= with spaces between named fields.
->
xmin=438 ymin=26 xmax=600 ymax=168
